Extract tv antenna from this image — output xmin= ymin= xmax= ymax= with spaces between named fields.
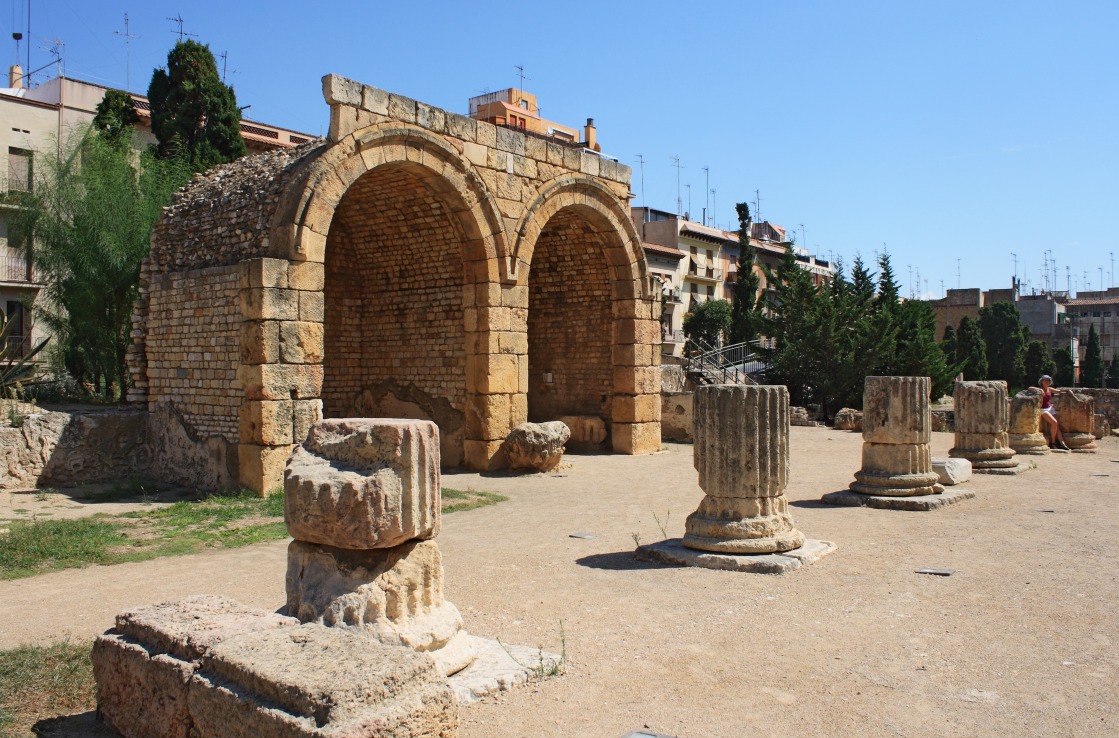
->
xmin=754 ymin=189 xmax=762 ymax=223
xmin=167 ymin=15 xmax=197 ymax=42
xmin=114 ymin=13 xmax=139 ymax=91
xmin=219 ymin=51 xmax=237 ymax=83
xmin=635 ymin=154 xmax=646 ymax=209
xmin=710 ymin=188 xmax=716 ymax=229
xmin=671 ymin=155 xmax=683 ymax=216
xmin=1011 ymin=251 xmax=1017 ymax=281
xmin=685 ymin=183 xmax=691 ymax=220
xmin=956 ymin=258 xmax=961 ymax=289
xmin=702 ymin=166 xmax=710 ymax=225
xmin=513 ymin=64 xmax=530 ymax=105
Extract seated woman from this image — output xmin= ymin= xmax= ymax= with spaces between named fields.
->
xmin=1029 ymin=375 xmax=1071 ymax=451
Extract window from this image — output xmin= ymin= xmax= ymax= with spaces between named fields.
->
xmin=1093 ymin=311 xmax=1102 ymax=318
xmin=519 ymin=99 xmax=528 ymax=110
xmin=707 ymin=285 xmax=714 ymax=296
xmin=5 ymin=301 xmax=27 ymax=358
xmin=7 ymin=148 xmax=32 ymax=192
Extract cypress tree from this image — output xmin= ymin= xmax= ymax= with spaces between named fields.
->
xmin=1106 ymin=356 xmax=1119 ymax=389
xmin=92 ymin=89 xmax=140 ymax=147
xmin=728 ymin=203 xmax=764 ymax=345
xmin=1024 ymin=340 xmax=1056 ymax=384
xmin=978 ymin=301 xmax=1028 ymax=386
xmin=893 ymin=300 xmax=955 ymax=399
xmin=1052 ymin=345 xmax=1075 ymax=386
xmin=147 ymin=40 xmax=246 ymax=172
xmin=1081 ymin=323 xmax=1104 ymax=387
xmin=955 ymin=316 xmax=988 ymax=380
xmin=941 ymin=324 xmax=957 ymax=359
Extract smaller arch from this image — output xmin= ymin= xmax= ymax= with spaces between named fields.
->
xmin=511 ymin=176 xmax=650 ymax=300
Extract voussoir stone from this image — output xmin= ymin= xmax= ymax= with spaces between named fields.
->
xmin=286 ymin=539 xmax=475 ymax=677
xmin=187 ymin=623 xmax=459 ymax=738
xmin=503 ymin=421 xmax=570 ymax=471
xmin=284 ymin=418 xmax=440 ymax=549
xmin=92 ymin=595 xmax=298 ymax=738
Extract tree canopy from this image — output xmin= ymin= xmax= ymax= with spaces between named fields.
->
xmin=728 ymin=203 xmax=764 ymax=345
xmin=953 ymin=316 xmax=988 ymax=381
xmin=1052 ymin=345 xmax=1075 ymax=386
xmin=682 ymin=299 xmax=733 ymax=349
xmin=978 ymin=301 xmax=1028 ymax=388
xmin=147 ymin=40 xmax=246 ymax=172
xmin=91 ymin=89 xmax=140 ymax=147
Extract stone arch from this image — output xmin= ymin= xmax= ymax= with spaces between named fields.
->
xmin=513 ymin=177 xmax=660 ymax=454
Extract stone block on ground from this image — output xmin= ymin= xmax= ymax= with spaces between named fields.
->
xmin=187 ymin=624 xmax=459 ymax=738
xmin=1094 ymin=413 xmax=1110 ymax=440
xmin=284 ymin=418 xmax=441 ymax=549
xmin=931 ymin=409 xmax=953 ymax=432
xmin=833 ymin=408 xmax=863 ymax=432
xmin=636 ymin=538 xmax=836 ymax=575
xmin=92 ymin=595 xmax=297 ymax=738
xmin=503 ymin=421 xmax=570 ymax=471
xmin=932 ymin=457 xmax=972 ymax=486
xmin=790 ymin=406 xmax=815 ymax=426
xmin=285 ymin=539 xmax=475 ymax=676
xmin=447 ymin=636 xmax=563 ymax=704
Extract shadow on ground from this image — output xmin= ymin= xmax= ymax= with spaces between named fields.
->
xmin=33 ymin=711 xmax=120 ymax=737
xmin=575 ymin=551 xmax=668 ymax=571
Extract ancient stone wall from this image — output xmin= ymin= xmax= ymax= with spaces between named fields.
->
xmin=1075 ymin=389 xmax=1119 ymax=426
xmin=527 ymin=210 xmax=614 ymax=422
xmin=143 ymin=264 xmax=243 ymax=440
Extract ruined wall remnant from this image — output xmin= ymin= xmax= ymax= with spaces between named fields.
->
xmin=128 ymin=74 xmax=660 ymax=493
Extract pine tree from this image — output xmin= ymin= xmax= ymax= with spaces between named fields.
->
xmin=147 ymin=40 xmax=246 ymax=172
xmin=941 ymin=323 xmax=957 ymax=359
xmin=875 ymin=251 xmax=900 ymax=309
xmin=1106 ymin=356 xmax=1119 ymax=389
xmin=1081 ymin=323 xmax=1104 ymax=387
xmin=978 ymin=301 xmax=1027 ymax=387
xmin=954 ymin=316 xmax=988 ymax=380
xmin=1024 ymin=340 xmax=1057 ymax=384
xmin=728 ymin=203 xmax=764 ymax=345
xmin=763 ymin=243 xmax=822 ymax=406
xmin=92 ymin=89 xmax=140 ymax=147
xmin=893 ymin=300 xmax=955 ymax=399
xmin=1052 ymin=345 xmax=1075 ymax=386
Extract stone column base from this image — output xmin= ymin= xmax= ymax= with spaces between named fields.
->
xmin=285 ymin=539 xmax=476 ymax=676
xmin=637 ymin=538 xmax=835 ymax=574
xmin=1065 ymin=432 xmax=1098 ymax=452
xmin=1009 ymin=432 xmax=1050 ymax=455
xmin=850 ymin=470 xmax=943 ymax=497
xmin=682 ymin=495 xmax=804 ymax=554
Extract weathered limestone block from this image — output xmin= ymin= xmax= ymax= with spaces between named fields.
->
xmin=790 ymin=406 xmax=814 ymax=426
xmin=284 ymin=419 xmax=440 ymax=548
xmin=558 ymin=415 xmax=607 ymax=449
xmin=950 ymin=381 xmax=1018 ymax=468
xmin=683 ymin=385 xmax=804 ymax=554
xmin=849 ymin=377 xmax=942 ymax=497
xmin=503 ymin=421 xmax=570 ymax=471
xmin=933 ymin=457 xmax=972 ymax=486
xmin=931 ymin=409 xmax=953 ymax=432
xmin=92 ymin=595 xmax=297 ymax=738
xmin=187 ymin=624 xmax=459 ymax=738
xmin=1009 ymin=389 xmax=1050 ymax=455
xmin=862 ymin=376 xmax=930 ymax=445
xmin=1054 ymin=392 xmax=1098 ymax=451
xmin=833 ymin=408 xmax=863 ymax=432
xmin=285 ymin=539 xmax=475 ymax=677
xmin=1096 ymin=413 xmax=1111 ymax=439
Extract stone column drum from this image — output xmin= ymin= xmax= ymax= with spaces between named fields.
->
xmin=1055 ymin=392 xmax=1099 ymax=452
xmin=848 ymin=376 xmax=943 ymax=496
xmin=1008 ymin=389 xmax=1050 ymax=455
xmin=682 ymin=385 xmax=804 ymax=554
xmin=950 ymin=381 xmax=1018 ymax=469
xmin=283 ymin=418 xmax=476 ymax=676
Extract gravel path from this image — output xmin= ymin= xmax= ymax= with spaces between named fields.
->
xmin=2 ymin=428 xmax=1116 ymax=737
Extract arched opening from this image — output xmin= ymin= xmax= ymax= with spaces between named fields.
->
xmin=526 ymin=207 xmax=618 ymax=433
xmin=322 ymin=161 xmax=471 ymax=466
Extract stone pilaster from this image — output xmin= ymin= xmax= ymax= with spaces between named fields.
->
xmin=849 ymin=376 xmax=943 ymax=496
xmin=950 ymin=381 xmax=1018 ymax=469
xmin=1008 ymin=390 xmax=1050 ymax=455
xmin=682 ymin=385 xmax=804 ymax=554
xmin=1056 ymin=392 xmax=1099 ymax=452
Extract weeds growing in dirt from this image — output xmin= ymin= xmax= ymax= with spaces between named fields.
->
xmin=0 ymin=641 xmax=94 ymax=736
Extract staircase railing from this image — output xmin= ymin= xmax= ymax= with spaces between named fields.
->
xmin=684 ymin=338 xmax=770 ymax=385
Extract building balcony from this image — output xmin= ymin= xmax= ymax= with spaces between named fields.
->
xmin=661 ymin=328 xmax=685 ymax=344
xmin=662 ymin=288 xmax=682 ymax=304
xmin=686 ymin=267 xmax=723 ymax=283
xmin=0 ymin=256 xmax=35 ymax=284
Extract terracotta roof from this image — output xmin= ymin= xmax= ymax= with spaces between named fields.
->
xmin=643 ymin=242 xmax=685 ymax=258
xmin=1067 ymin=298 xmax=1119 ymax=307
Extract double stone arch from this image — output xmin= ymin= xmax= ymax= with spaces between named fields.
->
xmin=251 ymin=121 xmax=656 ymax=473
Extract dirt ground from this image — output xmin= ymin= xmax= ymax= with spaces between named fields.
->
xmin=2 ymin=427 xmax=1117 ymax=737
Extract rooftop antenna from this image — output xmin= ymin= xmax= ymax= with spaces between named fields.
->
xmin=513 ymin=64 xmax=531 ymax=109
xmin=799 ymin=224 xmax=806 ymax=250
xmin=754 ymin=189 xmax=762 ymax=223
xmin=907 ymin=265 xmax=914 ymax=299
xmin=167 ymin=15 xmax=197 ymax=42
xmin=1067 ymin=265 xmax=1071 ymax=294
xmin=1111 ymin=251 xmax=1115 ymax=288
xmin=702 ymin=166 xmax=710 ymax=226
xmin=940 ymin=279 xmax=945 ymax=297
xmin=1011 ymin=252 xmax=1017 ymax=281
xmin=671 ymin=155 xmax=683 ymax=216
xmin=219 ymin=51 xmax=236 ymax=83
xmin=113 ymin=13 xmax=139 ymax=91
xmin=635 ymin=154 xmax=646 ymax=208
xmin=956 ymin=258 xmax=961 ymax=289
xmin=916 ymin=266 xmax=922 ymax=297
xmin=685 ymin=183 xmax=691 ymax=220
xmin=710 ymin=188 xmax=716 ymax=230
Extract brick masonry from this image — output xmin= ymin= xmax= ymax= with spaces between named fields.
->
xmin=129 ymin=74 xmax=660 ymax=494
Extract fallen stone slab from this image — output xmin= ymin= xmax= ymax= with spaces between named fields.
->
xmin=503 ymin=421 xmax=570 ymax=471
xmin=634 ymin=538 xmax=836 ymax=575
xmin=932 ymin=457 xmax=972 ymax=486
xmin=92 ymin=595 xmax=298 ymax=738
xmin=447 ymin=636 xmax=562 ymax=704
xmin=821 ymin=488 xmax=975 ymax=511
xmin=188 ymin=623 xmax=459 ymax=738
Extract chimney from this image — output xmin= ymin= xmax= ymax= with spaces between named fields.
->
xmin=584 ymin=118 xmax=600 ymax=152
xmin=9 ymin=64 xmax=24 ymax=89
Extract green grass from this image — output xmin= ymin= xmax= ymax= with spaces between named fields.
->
xmin=0 ymin=487 xmax=504 ymax=581
xmin=441 ymin=488 xmax=508 ymax=514
xmin=0 ymin=642 xmax=94 ymax=737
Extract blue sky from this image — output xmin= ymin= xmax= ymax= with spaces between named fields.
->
xmin=7 ymin=1 xmax=1117 ymax=297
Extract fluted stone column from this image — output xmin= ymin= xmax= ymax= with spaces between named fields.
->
xmin=1056 ymin=392 xmax=1099 ymax=452
xmin=682 ymin=384 xmax=805 ymax=554
xmin=1008 ymin=389 xmax=1050 ymax=455
xmin=849 ymin=376 xmax=943 ymax=496
xmin=950 ymin=381 xmax=1019 ymax=470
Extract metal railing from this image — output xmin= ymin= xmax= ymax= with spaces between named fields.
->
xmin=684 ymin=337 xmax=769 ymax=385
xmin=0 ymin=256 xmax=31 ymax=282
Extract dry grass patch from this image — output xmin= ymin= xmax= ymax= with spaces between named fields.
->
xmin=0 ymin=642 xmax=94 ymax=737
